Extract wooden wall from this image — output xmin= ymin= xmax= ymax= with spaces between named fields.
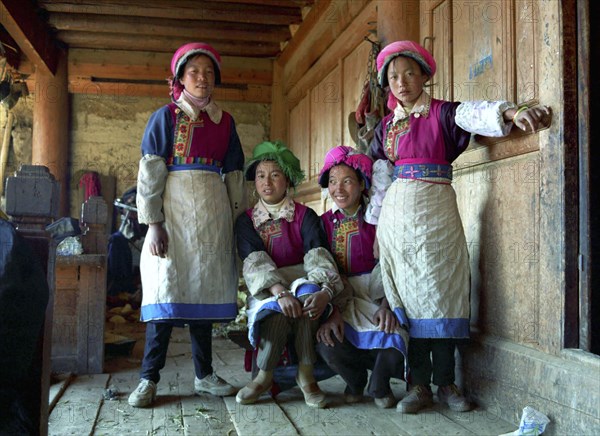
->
xmin=422 ymin=0 xmax=546 ymax=347
xmin=272 ymin=0 xmax=376 ymax=214
xmin=275 ymin=0 xmax=599 ymax=433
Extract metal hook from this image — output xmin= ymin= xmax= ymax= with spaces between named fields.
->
xmin=422 ymin=36 xmax=435 ymax=52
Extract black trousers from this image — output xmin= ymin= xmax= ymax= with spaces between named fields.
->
xmin=140 ymin=321 xmax=213 ymax=383
xmin=316 ymin=337 xmax=404 ymax=398
xmin=407 ymin=338 xmax=456 ymax=386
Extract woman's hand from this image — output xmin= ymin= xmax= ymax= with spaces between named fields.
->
xmin=316 ymin=308 xmax=344 ymax=347
xmin=373 ymin=307 xmax=399 ymax=334
xmin=147 ymin=223 xmax=169 ymax=257
xmin=302 ymin=289 xmax=330 ymax=321
xmin=510 ymin=105 xmax=551 ymax=132
xmin=277 ymin=294 xmax=303 ymax=318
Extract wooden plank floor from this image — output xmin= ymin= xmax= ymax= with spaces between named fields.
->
xmin=49 ymin=322 xmax=517 ymax=435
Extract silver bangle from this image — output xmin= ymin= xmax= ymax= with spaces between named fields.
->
xmin=322 ymin=285 xmax=334 ymax=301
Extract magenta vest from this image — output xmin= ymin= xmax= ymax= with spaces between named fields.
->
xmin=247 ymin=202 xmax=308 ymax=268
xmin=167 ymin=103 xmax=231 ymax=166
xmin=383 ymin=98 xmax=448 ymax=165
xmin=321 ymin=209 xmax=377 ymax=275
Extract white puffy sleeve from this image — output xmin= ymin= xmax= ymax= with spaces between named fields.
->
xmin=455 ymin=100 xmax=518 ymax=137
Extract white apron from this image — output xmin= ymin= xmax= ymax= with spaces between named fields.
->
xmin=140 ymin=169 xmax=238 ymax=322
xmin=378 ymin=178 xmax=470 ymax=339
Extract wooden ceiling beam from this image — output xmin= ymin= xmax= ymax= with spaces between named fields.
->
xmin=38 ymin=0 xmax=302 ymax=26
xmin=215 ymin=0 xmax=314 ymax=7
xmin=68 ymin=49 xmax=273 ymax=86
xmin=286 ymin=1 xmax=376 ymax=105
xmin=0 ymin=0 xmax=59 ymax=75
xmin=280 ymin=0 xmax=371 ymax=93
xmin=63 ymin=79 xmax=272 ymax=103
xmin=57 ymin=31 xmax=280 ymax=57
xmin=48 ymin=13 xmax=290 ymax=44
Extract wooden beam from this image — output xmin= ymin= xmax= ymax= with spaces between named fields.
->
xmin=64 ymin=79 xmax=272 ymax=103
xmin=38 ymin=0 xmax=303 ymax=26
xmin=279 ymin=0 xmax=371 ymax=94
xmin=216 ymin=0 xmax=314 ymax=7
xmin=56 ymin=31 xmax=280 ymax=57
xmin=24 ymin=77 xmax=272 ymax=103
xmin=286 ymin=1 xmax=377 ymax=107
xmin=0 ymin=0 xmax=59 ymax=75
xmin=47 ymin=13 xmax=291 ymax=44
xmin=68 ymin=49 xmax=273 ymax=86
xmin=278 ymin=0 xmax=333 ymax=65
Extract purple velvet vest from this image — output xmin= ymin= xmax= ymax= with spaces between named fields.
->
xmin=247 ymin=202 xmax=308 ymax=268
xmin=321 ymin=209 xmax=377 ymax=275
xmin=383 ymin=98 xmax=447 ymax=165
xmin=167 ymin=103 xmax=231 ymax=166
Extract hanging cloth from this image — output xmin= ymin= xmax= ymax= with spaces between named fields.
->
xmin=79 ymin=172 xmax=102 ymax=201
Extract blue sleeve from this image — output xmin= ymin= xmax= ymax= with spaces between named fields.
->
xmin=222 ymin=117 xmax=245 ymax=173
xmin=300 ymin=208 xmax=330 ymax=254
xmin=140 ymin=106 xmax=173 ymax=159
xmin=440 ymin=102 xmax=472 ymax=163
xmin=235 ymin=212 xmax=265 ymax=261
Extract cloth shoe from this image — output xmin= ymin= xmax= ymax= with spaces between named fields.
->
xmin=235 ymin=380 xmax=273 ymax=404
xmin=437 ymin=384 xmax=472 ymax=412
xmin=296 ymin=376 xmax=327 ymax=408
xmin=194 ymin=373 xmax=237 ymax=396
xmin=396 ymin=385 xmax=433 ymax=414
xmin=128 ymin=379 xmax=156 ymax=408
xmin=374 ymin=392 xmax=396 ymax=409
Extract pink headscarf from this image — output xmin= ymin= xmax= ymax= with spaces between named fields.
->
xmin=169 ymin=42 xmax=222 ymax=100
xmin=318 ymin=146 xmax=373 ymax=189
xmin=377 ymin=41 xmax=436 ymax=86
xmin=376 ymin=40 xmax=437 ymax=111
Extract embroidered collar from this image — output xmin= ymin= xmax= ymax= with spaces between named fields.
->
xmin=252 ymin=196 xmax=296 ymax=228
xmin=176 ymin=94 xmax=223 ymax=123
xmin=392 ymin=91 xmax=432 ymax=123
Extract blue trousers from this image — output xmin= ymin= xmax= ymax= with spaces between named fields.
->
xmin=140 ymin=321 xmax=213 ymax=383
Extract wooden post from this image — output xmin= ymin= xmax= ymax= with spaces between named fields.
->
xmin=376 ymin=0 xmax=421 ymax=46
xmin=31 ymin=49 xmax=69 ymax=216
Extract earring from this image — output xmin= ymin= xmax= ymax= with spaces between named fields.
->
xmin=252 ymin=189 xmax=258 ymax=199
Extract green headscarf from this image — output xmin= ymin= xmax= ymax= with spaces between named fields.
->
xmin=245 ymin=140 xmax=305 ymax=187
